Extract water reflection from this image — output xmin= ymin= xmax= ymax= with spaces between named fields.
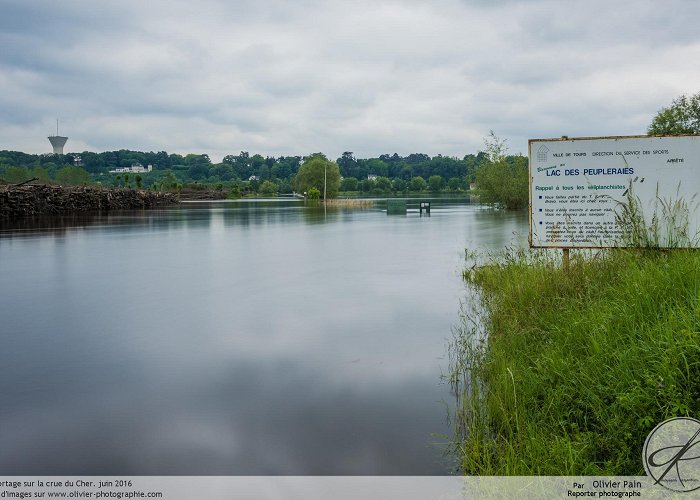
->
xmin=0 ymin=199 xmax=527 ymax=475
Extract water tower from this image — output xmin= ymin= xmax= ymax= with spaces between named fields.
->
xmin=48 ymin=119 xmax=68 ymax=154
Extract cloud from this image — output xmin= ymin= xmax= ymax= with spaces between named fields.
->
xmin=1 ymin=0 xmax=699 ymax=161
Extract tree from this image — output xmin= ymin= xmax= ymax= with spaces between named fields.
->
xmin=483 ymin=130 xmax=508 ymax=163
xmin=648 ymin=92 xmax=700 ymax=135
xmin=340 ymin=177 xmax=358 ymax=191
xmin=293 ymin=154 xmax=340 ymax=199
xmin=475 ymin=155 xmax=528 ymax=210
xmin=2 ymin=166 xmax=31 ymax=183
xmin=31 ymin=167 xmax=50 ymax=182
xmin=428 ymin=175 xmax=444 ymax=192
xmin=259 ymin=180 xmax=279 ymax=196
xmin=56 ymin=166 xmax=90 ymax=186
xmin=375 ymin=176 xmax=392 ymax=192
xmin=473 ymin=131 xmax=528 ymax=210
xmin=476 ymin=130 xmax=529 ymax=210
xmin=409 ymin=176 xmax=427 ymax=192
xmin=159 ymin=171 xmax=179 ymax=192
xmin=392 ymin=178 xmax=407 ymax=192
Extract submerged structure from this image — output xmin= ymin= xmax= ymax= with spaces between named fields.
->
xmin=48 ymin=120 xmax=68 ymax=154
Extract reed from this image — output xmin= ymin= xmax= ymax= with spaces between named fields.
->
xmin=322 ymin=198 xmax=375 ymax=208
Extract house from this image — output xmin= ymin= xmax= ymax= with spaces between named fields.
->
xmin=109 ymin=163 xmax=153 ymax=174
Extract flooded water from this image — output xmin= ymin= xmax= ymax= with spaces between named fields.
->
xmin=0 ymin=199 xmax=527 ymax=475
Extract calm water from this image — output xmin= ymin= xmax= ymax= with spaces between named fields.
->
xmin=0 ymin=199 xmax=527 ymax=475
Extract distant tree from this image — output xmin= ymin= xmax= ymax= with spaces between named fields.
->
xmin=293 ymin=154 xmax=340 ymax=199
xmin=211 ymin=163 xmax=235 ymax=181
xmin=259 ymin=180 xmax=279 ymax=196
xmin=188 ymin=163 xmax=209 ymax=180
xmin=375 ymin=176 xmax=392 ymax=192
xmin=448 ymin=177 xmax=461 ymax=191
xmin=399 ymin=165 xmax=413 ymax=180
xmin=648 ymin=92 xmax=700 ymax=135
xmin=2 ymin=166 xmax=31 ymax=183
xmin=392 ymin=178 xmax=407 ymax=192
xmin=409 ymin=176 xmax=427 ymax=191
xmin=55 ymin=166 xmax=90 ymax=186
xmin=306 ymin=187 xmax=321 ymax=199
xmin=337 ymin=152 xmax=357 ymax=177
xmin=428 ymin=175 xmax=444 ymax=192
xmin=159 ymin=171 xmax=179 ymax=192
xmin=30 ymin=167 xmax=50 ymax=182
xmin=135 ymin=174 xmax=143 ymax=189
xmin=365 ymin=158 xmax=389 ymax=177
xmin=340 ymin=177 xmax=358 ymax=191
xmin=278 ymin=179 xmax=293 ymax=194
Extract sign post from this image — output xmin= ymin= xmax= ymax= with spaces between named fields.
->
xmin=528 ymin=135 xmax=700 ymax=250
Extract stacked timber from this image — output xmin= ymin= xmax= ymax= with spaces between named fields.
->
xmin=0 ymin=185 xmax=179 ymax=218
xmin=178 ymin=188 xmax=229 ymax=200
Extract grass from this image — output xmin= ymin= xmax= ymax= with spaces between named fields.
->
xmin=614 ymin=182 xmax=700 ymax=248
xmin=448 ymin=248 xmax=700 ymax=475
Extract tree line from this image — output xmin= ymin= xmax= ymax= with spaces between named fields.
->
xmin=0 ymin=147 xmax=521 ymax=196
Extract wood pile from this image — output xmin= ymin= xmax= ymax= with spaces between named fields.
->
xmin=178 ymin=188 xmax=229 ymax=200
xmin=0 ymin=185 xmax=179 ymax=218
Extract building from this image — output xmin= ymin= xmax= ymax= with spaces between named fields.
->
xmin=109 ymin=163 xmax=153 ymax=174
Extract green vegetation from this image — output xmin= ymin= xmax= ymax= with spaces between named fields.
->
xmin=259 ymin=180 xmax=279 ymax=196
xmin=449 ymin=247 xmax=700 ymax=475
xmin=473 ymin=131 xmax=528 ymax=210
xmin=0 ymin=145 xmax=527 ymax=197
xmin=306 ymin=187 xmax=321 ymax=200
xmin=615 ymin=185 xmax=699 ymax=248
xmin=648 ymin=91 xmax=700 ymax=135
xmin=55 ymin=165 xmax=90 ymax=185
xmin=293 ymin=153 xmax=340 ymax=199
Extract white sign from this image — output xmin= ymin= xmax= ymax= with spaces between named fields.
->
xmin=529 ymin=135 xmax=700 ymax=248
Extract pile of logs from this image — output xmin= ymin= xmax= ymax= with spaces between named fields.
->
xmin=178 ymin=188 xmax=229 ymax=200
xmin=0 ymin=184 xmax=179 ymax=218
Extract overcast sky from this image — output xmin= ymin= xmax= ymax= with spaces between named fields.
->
xmin=2 ymin=0 xmax=699 ymax=162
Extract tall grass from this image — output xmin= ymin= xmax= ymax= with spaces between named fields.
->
xmin=614 ymin=182 xmax=700 ymax=248
xmin=322 ymin=198 xmax=375 ymax=208
xmin=448 ymin=245 xmax=700 ymax=475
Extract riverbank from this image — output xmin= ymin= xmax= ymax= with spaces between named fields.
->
xmin=449 ymin=248 xmax=700 ymax=475
xmin=0 ymin=184 xmax=178 ymax=217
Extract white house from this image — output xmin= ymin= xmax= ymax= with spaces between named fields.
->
xmin=109 ymin=163 xmax=153 ymax=174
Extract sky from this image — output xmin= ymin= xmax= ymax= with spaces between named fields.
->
xmin=2 ymin=0 xmax=700 ymax=162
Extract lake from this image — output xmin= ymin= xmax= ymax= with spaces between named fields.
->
xmin=0 ymin=199 xmax=527 ymax=475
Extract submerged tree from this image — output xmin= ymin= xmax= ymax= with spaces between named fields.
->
xmin=293 ymin=153 xmax=340 ymax=199
xmin=474 ymin=131 xmax=528 ymax=210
